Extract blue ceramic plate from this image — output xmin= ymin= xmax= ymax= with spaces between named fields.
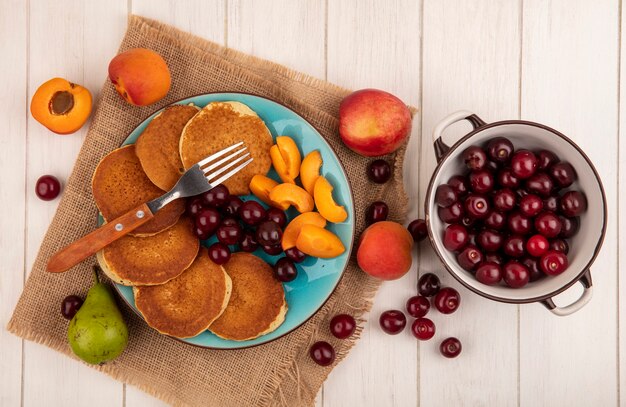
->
xmin=107 ymin=92 xmax=355 ymax=349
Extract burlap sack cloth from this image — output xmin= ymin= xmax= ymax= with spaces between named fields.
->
xmin=8 ymin=15 xmax=413 ymax=407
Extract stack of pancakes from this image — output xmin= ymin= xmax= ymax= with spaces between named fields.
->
xmin=93 ymin=101 xmax=286 ymax=340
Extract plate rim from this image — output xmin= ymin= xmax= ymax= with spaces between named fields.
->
xmin=109 ymin=91 xmax=355 ymax=350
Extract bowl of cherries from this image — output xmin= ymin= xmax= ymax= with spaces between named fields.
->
xmin=425 ymin=110 xmax=607 ymax=316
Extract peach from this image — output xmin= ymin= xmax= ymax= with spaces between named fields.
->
xmin=249 ymin=175 xmax=283 ymax=208
xmin=296 ymin=224 xmax=345 ymax=258
xmin=282 ymin=212 xmax=327 ymax=250
xmin=313 ymin=176 xmax=347 ymax=223
xmin=300 ymin=150 xmax=322 ymax=195
xmin=269 ymin=183 xmax=314 ymax=213
xmin=357 ymin=221 xmax=413 ymax=280
xmin=108 ymin=48 xmax=171 ymax=106
xmin=339 ymin=89 xmax=411 ymax=157
xmin=30 ymin=78 xmax=92 ymax=134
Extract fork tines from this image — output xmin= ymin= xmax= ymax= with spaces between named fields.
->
xmin=198 ymin=142 xmax=253 ymax=187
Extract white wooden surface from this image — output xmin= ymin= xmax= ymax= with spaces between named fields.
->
xmin=0 ymin=1 xmax=622 ymax=406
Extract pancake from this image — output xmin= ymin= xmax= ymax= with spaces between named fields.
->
xmin=92 ymin=144 xmax=185 ymax=236
xmin=179 ymin=101 xmax=273 ymax=195
xmin=135 ymin=104 xmax=200 ymax=191
xmin=97 ymin=216 xmax=199 ymax=286
xmin=134 ymin=248 xmax=232 ymax=338
xmin=209 ymin=253 xmax=287 ymax=341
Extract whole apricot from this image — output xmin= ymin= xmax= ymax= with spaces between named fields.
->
xmin=108 ymin=48 xmax=171 ymax=106
xmin=30 ymin=78 xmax=92 ymax=134
xmin=357 ymin=221 xmax=413 ymax=280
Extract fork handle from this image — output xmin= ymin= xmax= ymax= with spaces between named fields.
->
xmin=46 ymin=203 xmax=154 ymax=273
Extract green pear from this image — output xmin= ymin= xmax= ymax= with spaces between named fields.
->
xmin=67 ymin=268 xmax=128 ymax=364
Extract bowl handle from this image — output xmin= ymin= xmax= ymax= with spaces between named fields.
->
xmin=432 ymin=110 xmax=487 ymax=162
xmin=541 ymin=270 xmax=593 ymax=316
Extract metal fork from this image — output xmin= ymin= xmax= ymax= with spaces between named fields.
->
xmin=46 ymin=142 xmax=253 ymax=273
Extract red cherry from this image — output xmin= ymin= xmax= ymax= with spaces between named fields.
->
xmin=457 ymin=244 xmax=483 ymax=271
xmin=443 ymin=224 xmax=469 ymax=252
xmin=274 ymin=257 xmax=297 ymax=282
xmin=493 ymin=189 xmax=517 ymax=212
xmin=202 ymin=184 xmax=229 ymax=207
xmin=448 ymin=175 xmax=469 ymax=196
xmin=186 ymin=197 xmax=204 ymax=217
xmin=507 ymin=211 xmax=533 ymax=235
xmin=223 ymin=196 xmax=243 ymax=217
xmin=406 ymin=295 xmax=430 ymax=318
xmin=560 ymin=191 xmax=587 ymax=217
xmin=462 ymin=146 xmax=488 ymax=170
xmin=519 ymin=194 xmax=544 ymax=217
xmin=469 ymin=169 xmax=495 ymax=194
xmin=418 ymin=273 xmax=441 ymax=297
xmin=438 ymin=202 xmax=464 ymax=224
xmin=526 ymin=234 xmax=549 ymax=257
xmin=464 ymin=194 xmax=490 ymax=219
xmin=497 ymin=168 xmax=520 ymax=188
xmin=522 ymin=256 xmax=545 ymax=282
xmin=537 ymin=150 xmax=560 ymax=170
xmin=477 ymin=229 xmax=503 ymax=252
xmin=510 ymin=150 xmax=538 ymax=179
xmin=549 ymin=238 xmax=570 ymax=254
xmin=330 ymin=314 xmax=356 ymax=339
xmin=549 ymin=162 xmax=577 ymax=188
xmin=475 ymin=262 xmax=502 ymax=285
xmin=61 ymin=295 xmax=83 ymax=319
xmin=407 ymin=219 xmax=428 ymax=242
xmin=534 ymin=211 xmax=562 ymax=238
xmin=503 ymin=235 xmax=525 ymax=258
xmin=487 ymin=137 xmax=514 ymax=163
xmin=434 ymin=287 xmax=460 ymax=314
xmin=310 ymin=341 xmax=335 ymax=366
xmin=266 ymin=207 xmax=288 ymax=228
xmin=440 ymin=337 xmax=462 ymax=358
xmin=503 ymin=261 xmax=530 ymax=288
xmin=435 ymin=184 xmax=458 ymax=207
xmin=379 ymin=310 xmax=407 ymax=335
xmin=485 ymin=211 xmax=506 ymax=230
xmin=284 ymin=247 xmax=306 ymax=263
xmin=411 ymin=318 xmax=436 ymax=340
xmin=36 ymin=175 xmax=61 ymax=200
xmin=540 ymin=250 xmax=568 ymax=276
xmin=208 ymin=242 xmax=231 ymax=265
xmin=367 ymin=159 xmax=392 ymax=183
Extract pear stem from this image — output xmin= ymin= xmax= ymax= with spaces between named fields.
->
xmin=92 ymin=265 xmax=100 ymax=285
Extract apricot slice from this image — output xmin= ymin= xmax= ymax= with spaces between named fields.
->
xmin=276 ymin=136 xmax=301 ymax=178
xmin=314 ymin=176 xmax=348 ymax=223
xmin=296 ymin=224 xmax=346 ymax=258
xmin=30 ymin=78 xmax=92 ymax=134
xmin=282 ymin=212 xmax=327 ymax=250
xmin=300 ymin=150 xmax=322 ymax=195
xmin=270 ymin=136 xmax=301 ymax=183
xmin=269 ymin=183 xmax=314 ymax=213
xmin=249 ymin=175 xmax=285 ymax=208
xmin=270 ymin=145 xmax=295 ymax=184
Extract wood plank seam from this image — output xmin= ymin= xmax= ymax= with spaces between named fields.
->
xmin=617 ymin=1 xmax=622 ymax=406
xmin=20 ymin=0 xmax=31 ymax=406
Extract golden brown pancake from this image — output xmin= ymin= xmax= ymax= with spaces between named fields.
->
xmin=179 ymin=101 xmax=273 ymax=195
xmin=134 ymin=248 xmax=232 ymax=338
xmin=209 ymin=253 xmax=287 ymax=341
xmin=136 ymin=104 xmax=200 ymax=191
xmin=97 ymin=216 xmax=199 ymax=286
xmin=92 ymin=144 xmax=185 ymax=236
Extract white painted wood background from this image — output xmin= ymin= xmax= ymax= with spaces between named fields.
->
xmin=0 ymin=0 xmax=622 ymax=406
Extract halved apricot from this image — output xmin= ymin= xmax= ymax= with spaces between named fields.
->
xmin=296 ymin=224 xmax=346 ymax=258
xmin=300 ymin=150 xmax=322 ymax=195
xmin=249 ymin=175 xmax=284 ymax=208
xmin=314 ymin=176 xmax=348 ymax=223
xmin=269 ymin=183 xmax=314 ymax=213
xmin=270 ymin=145 xmax=295 ymax=184
xmin=30 ymin=78 xmax=92 ymax=134
xmin=282 ymin=212 xmax=327 ymax=249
